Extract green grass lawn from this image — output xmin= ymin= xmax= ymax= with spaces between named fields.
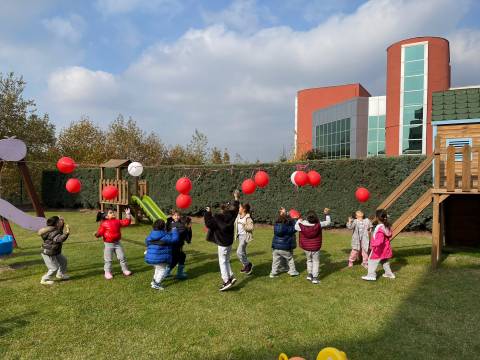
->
xmin=1 ymin=211 xmax=480 ymax=360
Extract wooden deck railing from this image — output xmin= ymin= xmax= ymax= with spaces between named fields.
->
xmin=99 ymin=179 xmax=129 ymax=205
xmin=433 ymin=142 xmax=480 ymax=193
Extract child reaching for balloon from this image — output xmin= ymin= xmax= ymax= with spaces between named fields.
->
xmin=362 ymin=209 xmax=395 ymax=281
xmin=346 ymin=210 xmax=372 ymax=268
xmin=145 ymin=219 xmax=179 ymax=290
xmin=295 ymin=209 xmax=331 ymax=284
xmin=95 ymin=208 xmax=132 ymax=280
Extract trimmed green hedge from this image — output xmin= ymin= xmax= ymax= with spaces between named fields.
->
xmin=42 ymin=156 xmax=433 ymax=230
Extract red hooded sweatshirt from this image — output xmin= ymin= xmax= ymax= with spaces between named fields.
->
xmin=96 ymin=218 xmax=131 ymax=243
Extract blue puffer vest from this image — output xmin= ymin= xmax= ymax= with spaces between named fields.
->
xmin=272 ymin=222 xmax=297 ymax=251
xmin=145 ymin=229 xmax=179 ymax=265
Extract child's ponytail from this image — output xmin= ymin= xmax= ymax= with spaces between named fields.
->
xmin=96 ymin=211 xmax=106 ymax=222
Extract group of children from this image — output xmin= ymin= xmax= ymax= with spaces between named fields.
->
xmin=37 ymin=191 xmax=395 ymax=290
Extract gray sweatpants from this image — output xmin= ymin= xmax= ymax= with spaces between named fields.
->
xmin=271 ymin=249 xmax=297 ymax=275
xmin=304 ymin=250 xmax=320 ymax=278
xmin=218 ymin=245 xmax=234 ymax=283
xmin=41 ymin=253 xmax=67 ymax=281
xmin=153 ymin=263 xmax=168 ymax=284
xmin=366 ymin=258 xmax=394 ymax=278
xmin=236 ymin=234 xmax=249 ymax=266
xmin=104 ymin=241 xmax=129 ymax=273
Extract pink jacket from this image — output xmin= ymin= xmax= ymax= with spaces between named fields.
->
xmin=370 ymin=224 xmax=393 ymax=260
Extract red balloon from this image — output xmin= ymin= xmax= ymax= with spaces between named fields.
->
xmin=307 ymin=171 xmax=321 ymax=187
xmin=355 ymin=187 xmax=370 ymax=203
xmin=65 ymin=178 xmax=81 ymax=193
xmin=57 ymin=157 xmax=76 ymax=174
xmin=102 ymin=185 xmax=119 ymax=200
xmin=289 ymin=209 xmax=301 ymax=219
xmin=175 ymin=177 xmax=192 ymax=194
xmin=294 ymin=171 xmax=309 ymax=187
xmin=241 ymin=179 xmax=256 ymax=195
xmin=254 ymin=171 xmax=269 ymax=188
xmin=176 ymin=194 xmax=192 ymax=209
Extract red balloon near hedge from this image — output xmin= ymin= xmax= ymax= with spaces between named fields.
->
xmin=289 ymin=209 xmax=301 ymax=219
xmin=307 ymin=171 xmax=321 ymax=187
xmin=176 ymin=194 xmax=192 ymax=209
xmin=355 ymin=187 xmax=370 ymax=203
xmin=57 ymin=157 xmax=76 ymax=174
xmin=294 ymin=171 xmax=309 ymax=187
xmin=254 ymin=171 xmax=269 ymax=188
xmin=102 ymin=185 xmax=119 ymax=200
xmin=176 ymin=177 xmax=192 ymax=194
xmin=241 ymin=179 xmax=256 ymax=195
xmin=65 ymin=178 xmax=81 ymax=193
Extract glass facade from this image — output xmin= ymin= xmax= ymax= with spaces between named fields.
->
xmin=315 ymin=118 xmax=351 ymax=159
xmin=367 ymin=115 xmax=386 ymax=156
xmin=402 ymin=43 xmax=426 ymax=154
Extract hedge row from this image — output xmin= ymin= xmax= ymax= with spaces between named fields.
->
xmin=41 ymin=156 xmax=433 ymax=230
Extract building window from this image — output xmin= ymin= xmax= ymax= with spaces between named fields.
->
xmin=315 ymin=118 xmax=351 ymax=159
xmin=402 ymin=43 xmax=426 ymax=155
xmin=367 ymin=115 xmax=386 ymax=157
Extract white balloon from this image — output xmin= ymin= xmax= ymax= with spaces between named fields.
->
xmin=290 ymin=171 xmax=298 ymax=186
xmin=128 ymin=162 xmax=144 ymax=177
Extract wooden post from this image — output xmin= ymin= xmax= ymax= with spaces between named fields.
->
xmin=446 ymin=146 xmax=456 ymax=191
xmin=100 ymin=168 xmax=105 ymax=212
xmin=17 ymin=162 xmax=45 ymax=218
xmin=478 ymin=146 xmax=480 ymax=191
xmin=434 ymin=136 xmax=441 ymax=190
xmin=462 ymin=145 xmax=471 ymax=191
xmin=431 ymin=194 xmax=441 ymax=269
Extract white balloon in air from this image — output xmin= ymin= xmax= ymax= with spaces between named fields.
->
xmin=290 ymin=171 xmax=298 ymax=186
xmin=128 ymin=162 xmax=144 ymax=177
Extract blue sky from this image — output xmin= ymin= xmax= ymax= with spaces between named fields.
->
xmin=1 ymin=0 xmax=480 ymax=161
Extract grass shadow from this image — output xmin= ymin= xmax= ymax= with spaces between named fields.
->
xmin=0 ymin=312 xmax=37 ymax=337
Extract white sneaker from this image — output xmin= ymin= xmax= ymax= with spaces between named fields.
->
xmin=383 ymin=273 xmax=396 ymax=279
xmin=311 ymin=277 xmax=320 ymax=284
xmin=40 ymin=279 xmax=54 ymax=285
xmin=306 ymin=273 xmax=313 ymax=281
xmin=289 ymin=271 xmax=300 ymax=277
xmin=56 ymin=274 xmax=70 ymax=280
xmin=362 ymin=276 xmax=377 ymax=281
xmin=269 ymin=273 xmax=278 ymax=278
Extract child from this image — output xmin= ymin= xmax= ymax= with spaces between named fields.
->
xmin=235 ymin=203 xmax=254 ymax=275
xmin=145 ymin=219 xmax=179 ymax=290
xmin=165 ymin=211 xmax=192 ymax=280
xmin=270 ymin=207 xmax=299 ymax=278
xmin=95 ymin=208 xmax=132 ymax=280
xmin=295 ymin=209 xmax=332 ymax=284
xmin=204 ymin=190 xmax=240 ymax=291
xmin=362 ymin=209 xmax=395 ymax=281
xmin=38 ymin=216 xmax=70 ymax=285
xmin=346 ymin=210 xmax=372 ymax=268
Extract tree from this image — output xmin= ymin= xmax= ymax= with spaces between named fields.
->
xmin=210 ymin=147 xmax=223 ymax=164
xmin=104 ymin=114 xmax=167 ymax=165
xmin=0 ymin=72 xmax=55 ymax=158
xmin=56 ymin=116 xmax=107 ymax=164
xmin=185 ymin=129 xmax=208 ymax=165
xmin=222 ymin=148 xmax=230 ymax=164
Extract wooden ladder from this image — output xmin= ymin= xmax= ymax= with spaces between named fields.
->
xmin=391 ymin=189 xmax=433 ymax=239
xmin=377 ymin=153 xmax=434 ymax=211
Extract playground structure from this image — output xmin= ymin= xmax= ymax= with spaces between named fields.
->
xmin=378 ymin=115 xmax=480 ymax=268
xmin=0 ymin=138 xmax=46 ymax=249
xmin=99 ymin=159 xmax=167 ymax=222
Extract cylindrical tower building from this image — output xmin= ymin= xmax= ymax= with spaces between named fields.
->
xmin=385 ymin=37 xmax=450 ymax=156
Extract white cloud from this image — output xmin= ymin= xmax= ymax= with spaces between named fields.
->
xmin=42 ymin=14 xmax=85 ymax=43
xmin=95 ymin=0 xmax=183 ymax=16
xmin=202 ymin=0 xmax=276 ymax=33
xmin=44 ymin=0 xmax=480 ymax=161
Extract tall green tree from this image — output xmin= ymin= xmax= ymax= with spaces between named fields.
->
xmin=56 ymin=116 xmax=107 ymax=164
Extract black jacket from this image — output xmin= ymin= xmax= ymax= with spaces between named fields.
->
xmin=166 ymin=218 xmax=192 ymax=247
xmin=38 ymin=226 xmax=69 ymax=256
xmin=204 ymin=200 xmax=239 ymax=247
xmin=272 ymin=220 xmax=297 ymax=251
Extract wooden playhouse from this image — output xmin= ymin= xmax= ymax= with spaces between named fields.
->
xmin=377 ymin=87 xmax=480 ymax=267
